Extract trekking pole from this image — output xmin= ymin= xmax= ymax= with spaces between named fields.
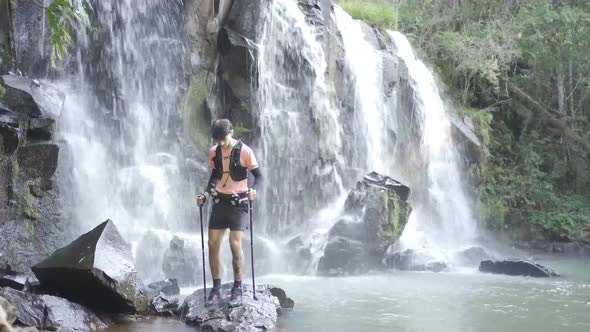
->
xmin=199 ymin=205 xmax=207 ymax=303
xmin=248 ymin=191 xmax=257 ymax=300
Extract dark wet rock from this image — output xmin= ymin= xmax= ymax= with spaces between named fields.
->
xmin=318 ymin=172 xmax=411 ymax=275
xmin=0 ymin=273 xmax=27 ymax=291
xmin=0 ymin=123 xmax=20 ymax=154
xmin=455 ymin=247 xmax=493 ymax=266
xmin=149 ymin=293 xmax=179 ymax=317
xmin=318 ymin=236 xmax=370 ymax=276
xmin=162 ymin=236 xmax=200 ymax=287
xmin=27 ymin=118 xmax=55 ymax=141
xmin=479 ymin=259 xmax=560 ymax=277
xmin=265 ymin=285 xmax=294 ymax=309
xmin=31 ymin=220 xmax=148 ymax=313
xmin=16 ymin=143 xmax=59 ymax=181
xmin=0 ymin=287 xmax=107 ymax=331
xmin=225 ymin=0 xmax=262 ymax=42
xmin=179 ymin=284 xmax=291 ymax=331
xmin=146 ymin=279 xmax=180 ymax=299
xmin=383 ymin=249 xmax=448 ymax=272
xmin=0 ymin=75 xmax=64 ymax=118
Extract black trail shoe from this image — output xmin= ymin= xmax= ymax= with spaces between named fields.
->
xmin=228 ymin=286 xmax=243 ymax=308
xmin=206 ymin=287 xmax=221 ymax=307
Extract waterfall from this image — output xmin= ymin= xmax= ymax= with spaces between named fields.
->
xmin=53 ymin=0 xmax=481 ymax=283
xmin=333 ymin=7 xmax=388 ymax=173
xmin=332 ymin=7 xmax=479 ymax=265
xmin=255 ymin=0 xmax=345 ymax=235
xmin=388 ymin=31 xmax=478 ymax=257
xmin=56 ymin=0 xmax=196 ymax=283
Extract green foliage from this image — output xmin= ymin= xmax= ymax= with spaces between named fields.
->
xmin=478 ymin=126 xmax=590 ymax=240
xmin=0 ymin=83 xmax=5 ymax=99
xmin=41 ymin=0 xmax=92 ymax=66
xmin=337 ymin=0 xmax=397 ymax=28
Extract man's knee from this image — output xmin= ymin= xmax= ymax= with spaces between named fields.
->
xmin=209 ymin=237 xmax=221 ymax=251
xmin=229 ymin=238 xmax=242 ymax=253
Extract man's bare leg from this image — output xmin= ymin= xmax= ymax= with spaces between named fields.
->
xmin=228 ymin=229 xmax=245 ymax=307
xmin=208 ymin=229 xmax=226 ymax=280
xmin=207 ymin=228 xmax=225 ymax=306
xmin=229 ymin=230 xmax=244 ymax=281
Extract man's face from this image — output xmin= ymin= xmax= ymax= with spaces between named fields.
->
xmin=216 ymin=133 xmax=232 ymax=147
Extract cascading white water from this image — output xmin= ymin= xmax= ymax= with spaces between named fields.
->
xmin=334 ymin=7 xmax=387 ymax=173
xmin=256 ymin=0 xmax=345 ymax=235
xmin=332 ymin=7 xmax=479 ymax=266
xmin=56 ymin=0 xmax=199 ymax=283
xmin=388 ymin=31 xmax=478 ymax=257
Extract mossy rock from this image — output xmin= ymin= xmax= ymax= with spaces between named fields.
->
xmin=183 ymin=71 xmax=213 ymax=157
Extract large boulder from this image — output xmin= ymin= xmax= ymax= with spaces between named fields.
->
xmin=317 ymin=172 xmax=411 ymax=275
xmin=0 ymin=75 xmax=64 ymax=118
xmin=179 ymin=284 xmax=292 ymax=331
xmin=0 ymin=287 xmax=107 ymax=331
xmin=479 ymin=259 xmax=560 ymax=277
xmin=31 ymin=220 xmax=148 ymax=313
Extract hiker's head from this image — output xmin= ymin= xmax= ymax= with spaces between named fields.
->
xmin=212 ymin=119 xmax=234 ymax=147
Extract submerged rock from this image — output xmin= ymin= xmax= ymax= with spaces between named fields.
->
xmin=479 ymin=259 xmax=560 ymax=277
xmin=31 ymin=220 xmax=148 ymax=313
xmin=178 ymin=284 xmax=293 ymax=331
xmin=0 ymin=287 xmax=107 ymax=331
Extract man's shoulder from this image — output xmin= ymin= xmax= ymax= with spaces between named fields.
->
xmin=209 ymin=145 xmax=218 ymax=154
xmin=239 ymin=141 xmax=255 ymax=153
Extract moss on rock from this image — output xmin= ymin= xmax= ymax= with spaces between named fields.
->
xmin=183 ymin=71 xmax=213 ymax=156
xmin=382 ymin=190 xmax=410 ymax=241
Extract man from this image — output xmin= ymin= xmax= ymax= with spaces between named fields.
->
xmin=196 ymin=119 xmax=262 ymax=308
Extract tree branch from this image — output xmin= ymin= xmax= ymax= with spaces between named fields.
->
xmin=509 ymin=83 xmax=590 ymax=155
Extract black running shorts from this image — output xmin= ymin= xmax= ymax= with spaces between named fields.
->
xmin=209 ymin=200 xmax=248 ymax=231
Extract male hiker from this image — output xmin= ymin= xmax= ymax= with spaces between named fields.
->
xmin=196 ymin=119 xmax=262 ymax=307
